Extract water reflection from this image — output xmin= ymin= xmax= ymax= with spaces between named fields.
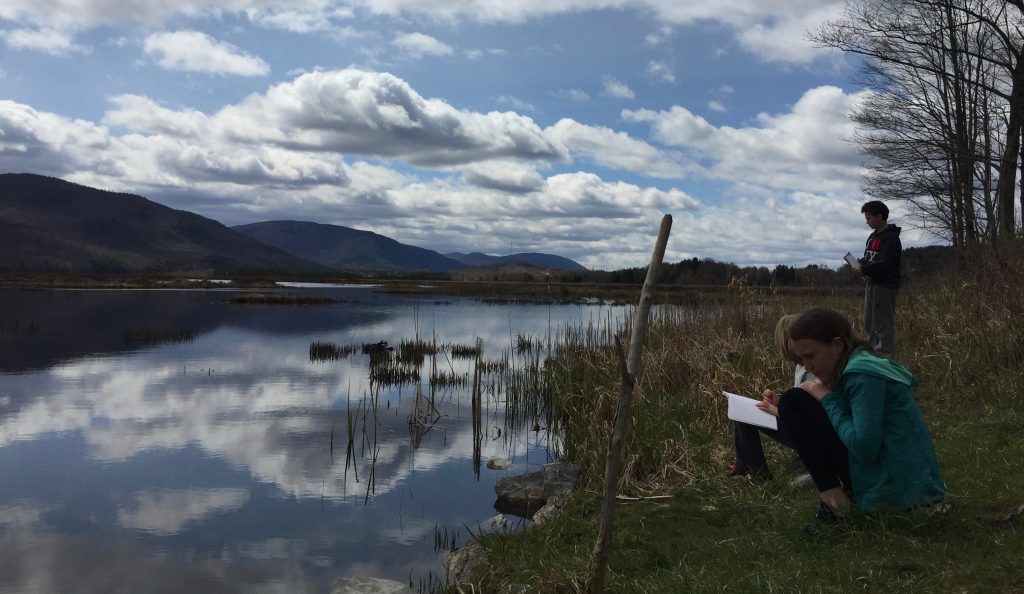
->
xmin=0 ymin=287 xmax=626 ymax=592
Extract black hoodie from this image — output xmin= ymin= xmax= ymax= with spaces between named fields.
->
xmin=859 ymin=224 xmax=902 ymax=287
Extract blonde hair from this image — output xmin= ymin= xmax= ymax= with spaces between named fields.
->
xmin=774 ymin=313 xmax=801 ymax=365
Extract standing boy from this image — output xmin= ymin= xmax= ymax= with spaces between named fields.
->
xmin=853 ymin=200 xmax=902 ymax=357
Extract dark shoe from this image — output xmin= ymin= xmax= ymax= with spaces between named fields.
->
xmin=815 ymin=501 xmax=840 ymax=524
xmin=802 ymin=501 xmax=840 ymax=536
xmin=726 ymin=462 xmax=772 ymax=482
xmin=725 ymin=462 xmax=754 ymax=478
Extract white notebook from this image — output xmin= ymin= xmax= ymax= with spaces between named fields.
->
xmin=723 ymin=391 xmax=778 ymax=430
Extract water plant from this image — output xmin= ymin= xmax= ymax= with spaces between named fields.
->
xmin=309 ymin=341 xmax=357 ymax=361
xmin=0 ymin=320 xmax=40 ymax=335
xmin=227 ymin=292 xmax=337 ymax=305
xmin=448 ymin=342 xmax=482 ymax=359
xmin=123 ymin=328 xmax=197 ymax=345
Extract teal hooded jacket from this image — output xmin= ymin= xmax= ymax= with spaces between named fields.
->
xmin=820 ymin=348 xmax=946 ymax=511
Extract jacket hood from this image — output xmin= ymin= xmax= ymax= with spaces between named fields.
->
xmin=877 ymin=224 xmax=901 ymax=237
xmin=841 ymin=348 xmax=917 ymax=387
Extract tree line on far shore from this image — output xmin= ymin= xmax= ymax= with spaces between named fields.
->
xmin=440 ymin=245 xmax=956 ymax=288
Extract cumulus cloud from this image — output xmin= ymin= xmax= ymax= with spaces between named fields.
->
xmin=546 ymin=118 xmax=687 ymax=179
xmin=0 ymin=0 xmax=847 ymax=64
xmin=1 ymin=27 xmax=88 ymax=55
xmin=392 ymin=32 xmax=454 ymax=59
xmin=601 ymin=77 xmax=634 ymax=100
xmin=623 ymin=85 xmax=867 ymax=192
xmin=644 ymin=25 xmax=674 ymax=46
xmin=0 ymin=100 xmax=112 ymax=176
xmin=0 ymin=74 xmax=877 ymax=268
xmin=461 ymin=161 xmax=544 ymax=193
xmin=144 ymin=30 xmax=270 ymax=76
xmin=544 ymin=172 xmax=699 ymax=216
xmin=246 ymin=4 xmax=355 ymax=33
xmin=646 ymin=60 xmax=676 ymax=83
xmin=352 ymin=0 xmax=845 ymax=62
xmin=494 ymin=95 xmax=535 ymax=111
xmin=216 ymin=69 xmax=566 ymax=165
xmin=556 ymin=89 xmax=590 ymax=102
xmin=707 ymin=100 xmax=726 ymax=113
xmin=0 ymin=67 xmax=577 ymax=202
xmin=104 ymin=94 xmax=209 ymax=137
xmin=94 ymin=69 xmax=569 ymax=168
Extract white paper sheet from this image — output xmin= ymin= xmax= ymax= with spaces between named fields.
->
xmin=723 ymin=391 xmax=778 ymax=430
xmin=843 ymin=252 xmax=861 ymax=269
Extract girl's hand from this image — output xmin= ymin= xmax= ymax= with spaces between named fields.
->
xmin=800 ymin=379 xmax=831 ymax=401
xmin=756 ymin=389 xmax=780 ymax=417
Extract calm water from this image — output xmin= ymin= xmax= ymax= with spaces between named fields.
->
xmin=0 ymin=286 xmax=627 ymax=593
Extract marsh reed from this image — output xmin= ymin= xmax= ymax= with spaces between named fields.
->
xmin=309 ymin=341 xmax=357 ymax=361
xmin=0 ymin=320 xmax=40 ymax=335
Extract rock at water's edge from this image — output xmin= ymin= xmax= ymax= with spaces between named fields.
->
xmin=487 ymin=457 xmax=514 ymax=470
xmin=494 ymin=462 xmax=578 ymax=519
xmin=445 ymin=542 xmax=486 ymax=589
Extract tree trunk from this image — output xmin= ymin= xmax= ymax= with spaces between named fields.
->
xmin=996 ymin=60 xmax=1024 ymax=240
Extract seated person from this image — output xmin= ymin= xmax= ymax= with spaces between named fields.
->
xmin=728 ymin=314 xmax=810 ymax=480
xmin=782 ymin=307 xmax=946 ymax=521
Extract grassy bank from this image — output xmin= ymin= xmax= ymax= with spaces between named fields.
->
xmin=463 ymin=254 xmax=1024 ymax=593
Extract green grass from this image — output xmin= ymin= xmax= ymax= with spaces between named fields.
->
xmin=470 ymin=390 xmax=1024 ymax=593
xmin=462 ymin=258 xmax=1024 ymax=593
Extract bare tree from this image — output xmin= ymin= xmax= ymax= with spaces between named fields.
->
xmin=816 ymin=0 xmax=1023 ymax=243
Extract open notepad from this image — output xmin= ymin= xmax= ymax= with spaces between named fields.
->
xmin=722 ymin=391 xmax=778 ymax=430
xmin=843 ymin=252 xmax=861 ymax=270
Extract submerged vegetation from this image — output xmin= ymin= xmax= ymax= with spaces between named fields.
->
xmin=227 ymin=292 xmax=337 ymax=305
xmin=309 ymin=341 xmax=357 ymax=361
xmin=0 ymin=320 xmax=40 ymax=336
xmin=123 ymin=328 xmax=197 ymax=345
xmin=455 ymin=245 xmax=1024 ymax=593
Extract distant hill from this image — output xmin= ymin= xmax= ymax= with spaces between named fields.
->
xmin=0 ymin=173 xmax=327 ymax=274
xmin=233 ymin=220 xmax=465 ymax=273
xmin=446 ymin=251 xmax=587 ymax=271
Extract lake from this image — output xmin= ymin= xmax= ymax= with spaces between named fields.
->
xmin=0 ymin=286 xmax=629 ymax=593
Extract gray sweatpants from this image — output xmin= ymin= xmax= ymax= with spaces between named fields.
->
xmin=864 ymin=283 xmax=898 ymax=356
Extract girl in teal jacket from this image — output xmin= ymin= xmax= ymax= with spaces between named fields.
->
xmin=787 ymin=307 xmax=946 ymax=515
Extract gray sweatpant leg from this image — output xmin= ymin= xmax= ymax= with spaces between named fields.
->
xmin=864 ymin=283 xmax=897 ymax=355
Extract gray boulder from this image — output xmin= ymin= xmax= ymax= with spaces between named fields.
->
xmin=494 ymin=462 xmax=578 ymax=518
xmin=444 ymin=542 xmax=486 ymax=589
xmin=486 ymin=457 xmax=513 ymax=470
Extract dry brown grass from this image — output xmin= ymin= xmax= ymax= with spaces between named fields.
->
xmin=547 ymin=244 xmax=1024 ymax=496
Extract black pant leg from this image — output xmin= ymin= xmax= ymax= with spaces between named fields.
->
xmin=778 ymin=388 xmax=852 ymax=494
xmin=734 ymin=421 xmax=795 ymax=473
xmin=734 ymin=422 xmax=767 ymax=472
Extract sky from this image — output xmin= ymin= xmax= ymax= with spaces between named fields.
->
xmin=0 ymin=0 xmax=940 ymax=270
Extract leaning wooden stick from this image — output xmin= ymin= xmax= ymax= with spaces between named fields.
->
xmin=590 ymin=214 xmax=672 ymax=593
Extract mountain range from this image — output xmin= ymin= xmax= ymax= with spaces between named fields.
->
xmin=0 ymin=173 xmax=585 ymax=275
xmin=446 ymin=251 xmax=586 ymax=270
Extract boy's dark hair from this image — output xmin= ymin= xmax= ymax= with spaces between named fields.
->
xmin=861 ymin=200 xmax=889 ymax=220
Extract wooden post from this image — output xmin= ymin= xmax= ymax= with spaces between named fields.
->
xmin=589 ymin=214 xmax=672 ymax=593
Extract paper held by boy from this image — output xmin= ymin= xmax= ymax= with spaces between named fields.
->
xmin=722 ymin=391 xmax=778 ymax=430
xmin=843 ymin=252 xmax=861 ymax=269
